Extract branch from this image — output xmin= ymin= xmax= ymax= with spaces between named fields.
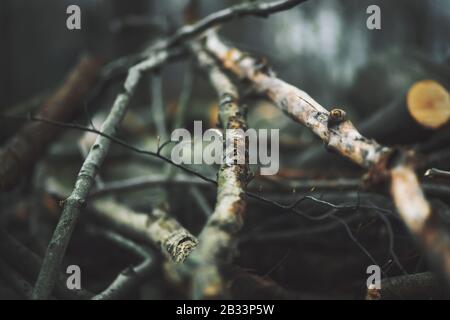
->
xmin=91 ymin=199 xmax=198 ymax=263
xmin=0 ymin=229 xmax=92 ymax=300
xmin=0 ymin=257 xmax=34 ymax=300
xmin=89 ymin=228 xmax=154 ymax=300
xmin=204 ymin=31 xmax=450 ymax=283
xmin=184 ymin=43 xmax=249 ymax=299
xmin=366 ymin=272 xmax=446 ymax=300
xmin=145 ymin=0 xmax=308 ymax=54
xmin=32 ymin=50 xmax=171 ymax=300
xmin=425 ymin=168 xmax=450 ymax=181
xmin=0 ymin=55 xmax=103 ymax=191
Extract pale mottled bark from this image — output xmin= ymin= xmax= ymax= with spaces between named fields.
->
xmin=185 ymin=43 xmax=248 ymax=299
xmin=92 ymin=199 xmax=197 ymax=263
xmin=366 ymin=272 xmax=444 ymax=300
xmin=204 ymin=31 xmax=450 ymax=282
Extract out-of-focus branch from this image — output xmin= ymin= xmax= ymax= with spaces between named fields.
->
xmin=148 ymin=0 xmax=308 ymax=52
xmin=0 ymin=229 xmax=92 ymax=300
xmin=366 ymin=272 xmax=446 ymax=300
xmin=0 ymin=56 xmax=103 ymax=191
xmin=89 ymin=228 xmax=154 ymax=300
xmin=0 ymin=257 xmax=34 ymax=300
xmin=204 ymin=31 xmax=450 ymax=283
xmin=91 ymin=199 xmax=197 ymax=263
xmin=89 ymin=174 xmax=206 ymax=198
xmin=32 ymin=50 xmax=172 ymax=300
xmin=425 ymin=168 xmax=450 ymax=180
xmin=184 ymin=43 xmax=249 ymax=299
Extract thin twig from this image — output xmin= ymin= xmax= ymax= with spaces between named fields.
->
xmin=0 ymin=56 xmax=103 ymax=191
xmin=88 ymin=227 xmax=154 ymax=300
xmin=0 ymin=229 xmax=93 ymax=300
xmin=425 ymin=168 xmax=450 ymax=180
xmin=0 ymin=256 xmax=34 ymax=300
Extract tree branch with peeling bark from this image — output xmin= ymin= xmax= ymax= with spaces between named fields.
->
xmin=203 ymin=30 xmax=450 ymax=283
xmin=181 ymin=42 xmax=249 ymax=299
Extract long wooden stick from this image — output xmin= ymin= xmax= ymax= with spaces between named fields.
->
xmin=186 ymin=43 xmax=249 ymax=299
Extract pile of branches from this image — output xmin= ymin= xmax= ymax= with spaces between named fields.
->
xmin=0 ymin=0 xmax=449 ymax=300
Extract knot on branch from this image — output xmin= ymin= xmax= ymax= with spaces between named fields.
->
xmin=327 ymin=108 xmax=347 ymax=127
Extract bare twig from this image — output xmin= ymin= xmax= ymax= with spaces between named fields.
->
xmin=204 ymin=31 xmax=450 ymax=282
xmin=0 ymin=229 xmax=92 ymax=300
xmin=89 ymin=228 xmax=154 ymax=300
xmin=366 ymin=272 xmax=446 ymax=300
xmin=0 ymin=257 xmax=34 ymax=300
xmin=425 ymin=168 xmax=450 ymax=180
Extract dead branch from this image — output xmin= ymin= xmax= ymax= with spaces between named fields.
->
xmin=407 ymin=80 xmax=450 ymax=129
xmin=204 ymin=31 xmax=450 ymax=283
xmin=89 ymin=174 xmax=206 ymax=198
xmin=0 ymin=256 xmax=34 ymax=300
xmin=366 ymin=272 xmax=446 ymax=300
xmin=90 ymin=228 xmax=154 ymax=300
xmin=91 ymin=199 xmax=197 ymax=263
xmin=149 ymin=0 xmax=308 ymax=52
xmin=0 ymin=229 xmax=92 ymax=300
xmin=359 ymin=80 xmax=449 ymax=145
xmin=183 ymin=43 xmax=249 ymax=299
xmin=0 ymin=55 xmax=103 ymax=191
xmin=425 ymin=168 xmax=450 ymax=180
xmin=32 ymin=50 xmax=172 ymax=300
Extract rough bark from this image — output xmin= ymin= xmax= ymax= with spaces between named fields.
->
xmin=185 ymin=43 xmax=249 ymax=299
xmin=204 ymin=31 xmax=450 ymax=283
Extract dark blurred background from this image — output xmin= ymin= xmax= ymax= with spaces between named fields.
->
xmin=1 ymin=0 xmax=448 ymax=112
xmin=0 ymin=0 xmax=449 ymax=300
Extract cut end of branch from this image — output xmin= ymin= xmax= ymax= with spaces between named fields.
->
xmin=164 ymin=231 xmax=199 ymax=263
xmin=407 ymin=80 xmax=450 ymax=129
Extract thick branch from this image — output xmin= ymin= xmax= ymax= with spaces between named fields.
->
xmin=204 ymin=31 xmax=450 ymax=282
xmin=141 ymin=0 xmax=308 ymax=55
xmin=185 ymin=43 xmax=249 ymax=299
xmin=0 ymin=56 xmax=103 ymax=191
xmin=91 ymin=199 xmax=198 ymax=263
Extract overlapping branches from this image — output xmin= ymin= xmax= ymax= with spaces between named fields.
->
xmin=203 ymin=30 xmax=450 ymax=283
